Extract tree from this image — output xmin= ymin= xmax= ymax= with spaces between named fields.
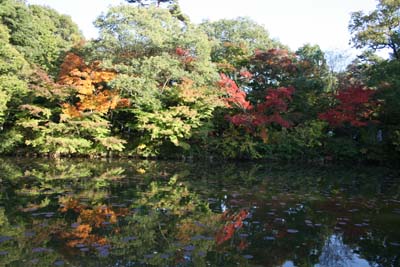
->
xmin=0 ymin=23 xmax=29 ymax=152
xmin=318 ymin=85 xmax=378 ymax=127
xmin=92 ymin=5 xmax=221 ymax=156
xmin=0 ymin=0 xmax=82 ymax=75
xmin=125 ymin=0 xmax=174 ymax=6
xmin=200 ymin=17 xmax=282 ymax=74
xmin=349 ymin=0 xmax=400 ymax=60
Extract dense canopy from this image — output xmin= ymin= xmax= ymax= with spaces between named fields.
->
xmin=0 ymin=0 xmax=398 ymax=164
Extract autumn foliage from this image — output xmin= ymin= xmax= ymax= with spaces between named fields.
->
xmin=219 ymin=74 xmax=294 ymax=130
xmin=58 ymin=53 xmax=129 ymax=118
xmin=318 ymin=85 xmax=378 ymax=127
xmin=216 ymin=209 xmax=248 ymax=245
xmin=219 ymin=73 xmax=252 ymax=110
xmin=58 ymin=197 xmax=129 ymax=248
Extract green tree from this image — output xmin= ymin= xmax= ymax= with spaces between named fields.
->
xmin=92 ymin=5 xmax=221 ymax=156
xmin=200 ymin=17 xmax=282 ymax=74
xmin=0 ymin=0 xmax=82 ymax=75
xmin=0 ymin=23 xmax=29 ymax=152
xmin=349 ymin=0 xmax=400 ymax=60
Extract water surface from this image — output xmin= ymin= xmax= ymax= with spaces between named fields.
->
xmin=0 ymin=158 xmax=399 ymax=266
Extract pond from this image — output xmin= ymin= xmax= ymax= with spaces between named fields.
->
xmin=0 ymin=158 xmax=399 ymax=267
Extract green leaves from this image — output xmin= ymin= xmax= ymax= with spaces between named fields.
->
xmin=349 ymin=0 xmax=400 ymax=60
xmin=0 ymin=0 xmax=82 ymax=75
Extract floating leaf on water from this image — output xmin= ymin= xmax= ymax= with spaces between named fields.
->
xmin=194 ymin=221 xmax=206 ymax=228
xmin=160 ymin=253 xmax=170 ymax=259
xmin=144 ymin=254 xmax=155 ymax=259
xmin=122 ymin=236 xmax=137 ymax=242
xmin=22 ymin=207 xmax=38 ymax=212
xmin=71 ymin=222 xmax=79 ymax=228
xmin=45 ymin=212 xmax=55 ymax=218
xmin=392 ymin=209 xmax=400 ymax=215
xmin=111 ymin=203 xmax=126 ymax=207
xmin=191 ymin=235 xmax=205 ymax=241
xmin=30 ymin=259 xmax=39 ymax=264
xmin=207 ymin=198 xmax=217 ymax=203
xmin=39 ymin=222 xmax=48 ymax=227
xmin=0 ymin=236 xmax=12 ymax=243
xmin=98 ymin=249 xmax=109 ymax=257
xmin=243 ymin=254 xmax=253 ymax=259
xmin=287 ymin=229 xmax=299 ymax=234
xmin=32 ymin=247 xmax=52 ymax=253
xmin=25 ymin=231 xmax=36 ymax=237
xmin=263 ymin=236 xmax=275 ymax=241
xmin=184 ymin=245 xmax=195 ymax=251
xmin=53 ymin=260 xmax=64 ymax=266
xmin=172 ymin=242 xmax=182 ymax=247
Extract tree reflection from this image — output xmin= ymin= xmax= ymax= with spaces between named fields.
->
xmin=0 ymin=158 xmax=398 ymax=266
xmin=319 ymin=234 xmax=357 ymax=267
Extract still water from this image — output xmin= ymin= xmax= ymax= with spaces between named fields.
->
xmin=0 ymin=158 xmax=399 ymax=267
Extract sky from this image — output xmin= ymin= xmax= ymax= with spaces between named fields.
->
xmin=26 ymin=0 xmax=378 ymax=53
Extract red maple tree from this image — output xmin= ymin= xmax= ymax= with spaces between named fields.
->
xmin=318 ymin=85 xmax=378 ymax=127
xmin=219 ymin=74 xmax=294 ymax=130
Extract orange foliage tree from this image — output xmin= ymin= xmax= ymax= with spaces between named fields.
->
xmin=58 ymin=53 xmax=129 ymax=118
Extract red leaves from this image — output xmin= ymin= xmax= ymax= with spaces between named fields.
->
xmin=175 ymin=47 xmax=195 ymax=64
xmin=176 ymin=47 xmax=189 ymax=57
xmin=220 ymin=76 xmax=294 ymax=130
xmin=318 ymin=85 xmax=378 ymax=127
xmin=239 ymin=69 xmax=253 ymax=80
xmin=258 ymin=86 xmax=295 ymax=113
xmin=216 ymin=209 xmax=248 ymax=245
xmin=219 ymin=74 xmax=252 ymax=110
xmin=253 ymin=48 xmax=297 ymax=73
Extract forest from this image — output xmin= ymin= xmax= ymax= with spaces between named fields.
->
xmin=0 ymin=0 xmax=399 ymax=164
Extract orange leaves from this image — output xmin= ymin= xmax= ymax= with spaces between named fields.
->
xmin=77 ymin=90 xmax=120 ymax=113
xmin=215 ymin=209 xmax=248 ymax=245
xmin=58 ymin=53 xmax=128 ymax=117
xmin=61 ymin=103 xmax=82 ymax=120
xmin=58 ymin=198 xmax=129 ymax=248
xmin=58 ymin=53 xmax=116 ymax=96
xmin=219 ymin=74 xmax=252 ymax=110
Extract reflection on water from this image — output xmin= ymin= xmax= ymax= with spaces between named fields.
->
xmin=317 ymin=234 xmax=371 ymax=267
xmin=0 ymin=157 xmax=399 ymax=266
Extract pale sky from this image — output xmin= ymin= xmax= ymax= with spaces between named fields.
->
xmin=27 ymin=0 xmax=378 ymax=53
